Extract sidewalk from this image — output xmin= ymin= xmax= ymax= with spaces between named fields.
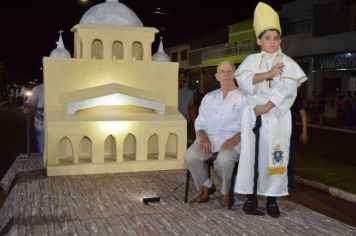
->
xmin=1 ymin=154 xmax=355 ymax=235
xmin=307 ymin=123 xmax=356 ymax=134
xmin=296 ymin=176 xmax=356 ymax=204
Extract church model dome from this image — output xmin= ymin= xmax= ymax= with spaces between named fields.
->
xmin=80 ymin=0 xmax=143 ymax=27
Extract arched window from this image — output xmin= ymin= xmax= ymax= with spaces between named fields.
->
xmin=147 ymin=134 xmax=159 ymax=160
xmin=104 ymin=135 xmax=116 ymax=162
xmin=92 ymin=39 xmax=103 ymax=59
xmin=112 ymin=41 xmax=124 ymax=60
xmin=58 ymin=137 xmax=74 ymax=164
xmin=132 ymin=41 xmax=143 ymax=60
xmin=123 ymin=133 xmax=136 ymax=161
xmin=79 ymin=136 xmax=92 ymax=163
xmin=165 ymin=133 xmax=178 ymax=159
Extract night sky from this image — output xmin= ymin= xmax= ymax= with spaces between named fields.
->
xmin=0 ymin=0 xmax=288 ymax=83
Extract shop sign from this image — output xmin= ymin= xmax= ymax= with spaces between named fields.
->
xmin=313 ymin=52 xmax=356 ymax=71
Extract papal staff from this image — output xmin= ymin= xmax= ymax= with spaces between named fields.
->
xmin=247 ymin=115 xmax=264 ymax=215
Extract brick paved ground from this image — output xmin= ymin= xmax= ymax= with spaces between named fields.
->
xmin=1 ymin=154 xmax=355 ymax=235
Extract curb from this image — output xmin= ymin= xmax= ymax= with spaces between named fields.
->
xmin=295 ymin=176 xmax=356 ymax=204
xmin=306 ymin=123 xmax=356 ymax=134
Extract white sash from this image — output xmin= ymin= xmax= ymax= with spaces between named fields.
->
xmin=267 ymin=115 xmax=290 ymax=174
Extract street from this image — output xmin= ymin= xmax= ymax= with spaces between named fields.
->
xmin=296 ymin=125 xmax=356 ymax=166
xmin=0 ymin=104 xmax=32 ymax=178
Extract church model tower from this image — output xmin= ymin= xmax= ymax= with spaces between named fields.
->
xmin=43 ymin=0 xmax=186 ymax=176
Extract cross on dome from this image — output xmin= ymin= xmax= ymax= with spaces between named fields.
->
xmin=152 ymin=36 xmax=170 ymax=62
xmin=50 ymin=30 xmax=71 ymax=58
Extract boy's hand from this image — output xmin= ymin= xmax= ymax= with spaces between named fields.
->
xmin=269 ymin=62 xmax=284 ymax=77
xmin=254 ymin=104 xmax=268 ymax=116
xmin=253 ymin=101 xmax=275 ymax=116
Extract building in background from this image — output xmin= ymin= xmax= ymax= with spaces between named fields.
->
xmin=281 ymin=0 xmax=356 ymax=118
xmin=165 ymin=0 xmax=356 ymax=119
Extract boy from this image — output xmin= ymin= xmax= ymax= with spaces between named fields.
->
xmin=234 ymin=2 xmax=307 ymax=217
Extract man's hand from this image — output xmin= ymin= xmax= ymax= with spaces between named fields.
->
xmin=221 ymin=133 xmax=240 ymax=150
xmin=220 ymin=138 xmax=237 ymax=150
xmin=299 ymin=109 xmax=308 ymax=145
xmin=299 ymin=132 xmax=308 ymax=145
xmin=23 ymin=103 xmax=31 ymax=114
xmin=200 ymin=138 xmax=212 ymax=156
xmin=196 ymin=130 xmax=212 ymax=156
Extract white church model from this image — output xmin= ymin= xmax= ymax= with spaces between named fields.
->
xmin=43 ymin=0 xmax=186 ymax=176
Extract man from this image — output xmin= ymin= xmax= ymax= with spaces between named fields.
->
xmin=23 ymin=83 xmax=44 ymax=154
xmin=178 ymin=70 xmax=196 ymax=140
xmin=184 ymin=61 xmax=246 ymax=205
xmin=306 ymin=90 xmax=318 ymax=123
xmin=288 ymin=90 xmax=308 ymax=191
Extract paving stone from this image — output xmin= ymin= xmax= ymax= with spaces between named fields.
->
xmin=1 ymin=156 xmax=356 ymax=235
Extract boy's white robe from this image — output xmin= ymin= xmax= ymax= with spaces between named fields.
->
xmin=234 ymin=52 xmax=307 ymax=196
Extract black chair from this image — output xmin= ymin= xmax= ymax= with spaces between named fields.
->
xmin=184 ymin=153 xmax=239 ymax=209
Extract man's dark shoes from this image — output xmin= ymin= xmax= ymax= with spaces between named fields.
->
xmin=194 ymin=183 xmax=216 ymax=203
xmin=266 ymin=197 xmax=280 ymax=218
xmin=288 ymin=187 xmax=297 ymax=194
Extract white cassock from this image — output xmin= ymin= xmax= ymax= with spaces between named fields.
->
xmin=234 ymin=52 xmax=307 ymax=196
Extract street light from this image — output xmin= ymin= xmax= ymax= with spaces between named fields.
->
xmin=25 ymin=90 xmax=32 ymax=97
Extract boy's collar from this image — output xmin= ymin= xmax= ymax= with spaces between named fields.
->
xmin=261 ymin=47 xmax=282 ymax=56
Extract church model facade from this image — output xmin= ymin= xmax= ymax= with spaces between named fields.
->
xmin=43 ymin=0 xmax=186 ymax=176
